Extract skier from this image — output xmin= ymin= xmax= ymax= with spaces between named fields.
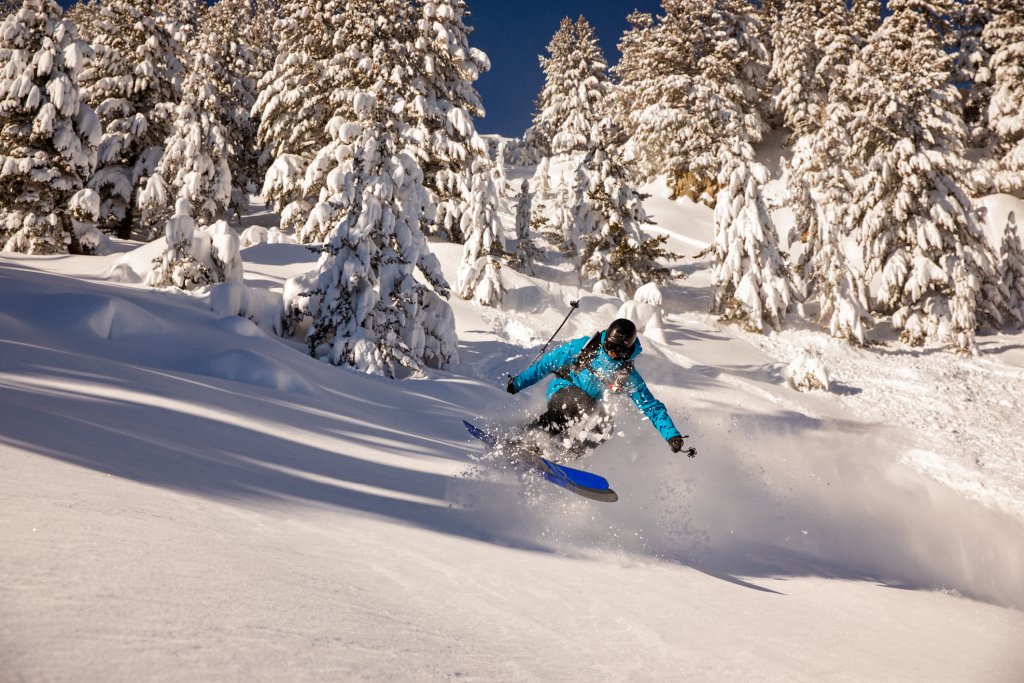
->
xmin=506 ymin=318 xmax=695 ymax=458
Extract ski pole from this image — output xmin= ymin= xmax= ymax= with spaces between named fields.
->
xmin=507 ymin=300 xmax=580 ymax=391
xmin=530 ymin=299 xmax=580 ymax=364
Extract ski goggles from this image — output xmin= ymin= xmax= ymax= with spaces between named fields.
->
xmin=603 ymin=339 xmax=632 ymax=359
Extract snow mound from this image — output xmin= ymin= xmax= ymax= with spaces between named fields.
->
xmin=112 ymin=238 xmax=168 ymax=281
xmin=214 ymin=316 xmax=264 ymax=338
xmin=196 ymin=349 xmax=313 ymax=394
xmin=616 ymin=283 xmax=666 ymax=343
xmin=42 ymin=294 xmax=167 ymax=340
xmin=104 ymin=263 xmax=143 ymax=284
xmin=786 ymin=350 xmax=831 ymax=392
xmin=239 ymin=225 xmax=297 ymax=247
xmin=207 ymin=282 xmax=282 ymax=331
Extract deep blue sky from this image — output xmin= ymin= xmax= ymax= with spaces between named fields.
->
xmin=468 ymin=1 xmax=664 ymax=138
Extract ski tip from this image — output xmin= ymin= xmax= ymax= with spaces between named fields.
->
xmin=582 ymin=487 xmax=618 ymax=503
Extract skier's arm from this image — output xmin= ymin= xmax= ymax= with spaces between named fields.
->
xmin=510 ymin=337 xmax=588 ymax=392
xmin=627 ymin=373 xmax=682 ymax=442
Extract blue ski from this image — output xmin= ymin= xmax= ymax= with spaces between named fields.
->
xmin=463 ymin=420 xmax=618 ymax=503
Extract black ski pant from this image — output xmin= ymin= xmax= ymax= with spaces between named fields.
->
xmin=529 ymin=385 xmax=613 ymax=456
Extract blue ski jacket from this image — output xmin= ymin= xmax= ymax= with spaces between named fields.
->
xmin=511 ymin=332 xmax=681 ymax=442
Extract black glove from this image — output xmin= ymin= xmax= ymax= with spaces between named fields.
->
xmin=506 ymin=375 xmax=518 ymax=394
xmin=669 ymin=435 xmax=696 ymax=458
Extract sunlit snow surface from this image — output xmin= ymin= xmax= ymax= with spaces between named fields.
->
xmin=2 ymin=185 xmax=1024 ymax=680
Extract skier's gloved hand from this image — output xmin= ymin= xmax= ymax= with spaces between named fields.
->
xmin=669 ymin=435 xmax=696 ymax=458
xmin=506 ymin=375 xmax=518 ymax=394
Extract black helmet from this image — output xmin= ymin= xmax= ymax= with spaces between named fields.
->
xmin=604 ymin=318 xmax=637 ymax=359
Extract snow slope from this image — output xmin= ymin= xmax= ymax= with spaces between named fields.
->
xmin=2 ymin=191 xmax=1024 ymax=681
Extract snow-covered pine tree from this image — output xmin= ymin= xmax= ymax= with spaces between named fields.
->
xmin=768 ymin=0 xmax=827 ymax=138
xmin=199 ymin=0 xmax=272 ymax=220
xmin=147 ymin=197 xmax=212 ymax=289
xmin=285 ymin=0 xmax=457 ymax=377
xmin=0 ymin=0 xmax=101 ymax=254
xmin=77 ymin=0 xmax=183 ymax=240
xmin=788 ymin=129 xmax=870 ymax=344
xmin=62 ymin=1 xmax=97 ymax=41
xmin=525 ymin=15 xmax=609 ymax=158
xmin=998 ymin=211 xmax=1024 ymax=325
xmin=698 ymin=0 xmax=770 ymax=144
xmin=711 ymin=139 xmax=794 ymax=332
xmin=532 ymin=155 xmax=551 ymax=200
xmin=612 ymin=1 xmax=769 ymax=199
xmin=512 ymin=178 xmax=539 ymax=275
xmin=455 ymin=156 xmax=504 ymax=305
xmin=611 ymin=9 xmax=687 ymax=183
xmin=524 ymin=16 xmax=572 ymax=158
xmin=847 ymin=0 xmax=997 ymax=353
xmin=984 ymin=0 xmax=1024 ymax=197
xmin=409 ymin=0 xmax=490 ymax=243
xmin=253 ymin=0 xmax=339 ymax=232
xmin=492 ymin=140 xmax=508 ymax=196
xmin=951 ymin=0 xmax=993 ymax=150
xmin=569 ymin=119 xmax=674 ymax=299
xmin=549 ymin=175 xmax=574 ymax=245
xmin=849 ymin=0 xmax=882 ymax=43
xmin=146 ymin=196 xmax=243 ymax=290
xmin=781 ymin=1 xmax=876 ymax=343
xmin=138 ymin=30 xmax=232 ymax=233
xmin=699 ymin=2 xmax=787 ymax=331
xmin=155 ymin=0 xmax=204 ymax=64
xmin=1 ymin=0 xmax=18 ymax=17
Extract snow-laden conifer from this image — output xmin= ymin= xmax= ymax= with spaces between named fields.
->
xmin=570 ymin=119 xmax=674 ymax=299
xmin=253 ymin=0 xmax=339 ymax=231
xmin=0 ymin=0 xmax=101 ymax=254
xmin=147 ymin=196 xmax=242 ymax=290
xmin=201 ymin=0 xmax=273 ymax=219
xmin=455 ymin=156 xmax=504 ymax=306
xmin=526 ymin=15 xmax=609 ymax=158
xmin=284 ymin=0 xmax=457 ymax=377
xmin=409 ymin=0 xmax=490 ymax=242
xmin=78 ymin=0 xmax=183 ymax=240
xmin=141 ymin=0 xmax=267 ymax=231
xmin=766 ymin=0 xmax=865 ymax=139
xmin=550 ymin=177 xmax=574 ymax=246
xmin=532 ymin=156 xmax=552 ymax=200
xmin=612 ymin=1 xmax=768 ymax=198
xmin=512 ymin=179 xmax=539 ymax=275
xmin=147 ymin=197 xmax=210 ymax=289
xmin=492 ymin=141 xmax=508 ymax=196
xmin=711 ymin=140 xmax=793 ymax=332
xmin=788 ymin=133 xmax=869 ymax=344
xmin=768 ymin=0 xmax=826 ymax=137
xmin=61 ymin=1 xmax=97 ymax=41
xmin=156 ymin=0 xmax=204 ymax=40
xmin=780 ymin=0 xmax=881 ymax=343
xmin=846 ymin=0 xmax=997 ymax=352
xmin=998 ymin=211 xmax=1024 ymax=326
xmin=139 ymin=36 xmax=232 ymax=233
xmin=849 ymin=0 xmax=881 ymax=43
xmin=951 ymin=1 xmax=993 ymax=149
xmin=984 ymin=0 xmax=1024 ymax=197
